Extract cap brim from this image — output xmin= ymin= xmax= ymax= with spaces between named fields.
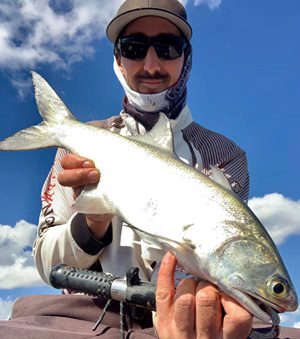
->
xmin=106 ymin=9 xmax=192 ymax=43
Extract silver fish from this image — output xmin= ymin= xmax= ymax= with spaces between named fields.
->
xmin=0 ymin=72 xmax=297 ymax=325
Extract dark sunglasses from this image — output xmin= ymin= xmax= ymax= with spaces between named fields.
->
xmin=117 ymin=33 xmax=187 ymax=60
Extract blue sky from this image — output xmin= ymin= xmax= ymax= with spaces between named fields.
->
xmin=0 ymin=0 xmax=299 ymax=328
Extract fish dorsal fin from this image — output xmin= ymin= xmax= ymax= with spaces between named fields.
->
xmin=129 ymin=113 xmax=174 ymax=154
xmin=209 ymin=165 xmax=233 ymax=191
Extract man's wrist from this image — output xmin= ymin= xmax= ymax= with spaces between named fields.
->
xmin=85 ymin=214 xmax=112 ymax=239
xmin=70 ymin=213 xmax=113 ymax=255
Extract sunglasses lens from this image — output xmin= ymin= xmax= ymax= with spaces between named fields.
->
xmin=119 ymin=34 xmax=186 ymax=60
xmin=154 ymin=35 xmax=185 ymax=60
xmin=120 ymin=36 xmax=148 ymax=59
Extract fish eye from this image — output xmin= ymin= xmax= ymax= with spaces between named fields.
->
xmin=267 ymin=276 xmax=289 ymax=299
xmin=273 ymin=282 xmax=285 ymax=294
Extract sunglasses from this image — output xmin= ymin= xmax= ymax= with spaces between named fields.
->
xmin=117 ymin=33 xmax=187 ymax=60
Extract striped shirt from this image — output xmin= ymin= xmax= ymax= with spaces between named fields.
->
xmin=33 ymin=106 xmax=249 ymax=283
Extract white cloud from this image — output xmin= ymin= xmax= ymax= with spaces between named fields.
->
xmin=0 ymin=0 xmax=122 ymax=96
xmin=0 ymin=220 xmax=44 ymax=289
xmin=0 ymin=0 xmax=121 ymax=70
xmin=181 ymin=0 xmax=222 ymax=10
xmin=193 ymin=0 xmax=222 ymax=10
xmin=280 ymin=306 xmax=300 ymax=328
xmin=249 ymin=193 xmax=300 ymax=245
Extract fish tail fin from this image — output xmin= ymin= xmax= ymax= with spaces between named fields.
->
xmin=0 ymin=123 xmax=57 ymax=151
xmin=0 ymin=72 xmax=76 ymax=151
xmin=31 ymin=71 xmax=76 ymax=124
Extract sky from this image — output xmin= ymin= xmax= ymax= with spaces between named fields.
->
xmin=0 ymin=0 xmax=299 ymax=329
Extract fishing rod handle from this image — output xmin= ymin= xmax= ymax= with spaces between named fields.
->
xmin=49 ymin=264 xmax=156 ymax=310
xmin=50 ymin=264 xmax=117 ymax=300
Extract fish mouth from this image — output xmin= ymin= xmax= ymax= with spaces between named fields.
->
xmin=241 ymin=292 xmax=283 ymax=326
xmin=250 ymin=294 xmax=285 ymax=314
xmin=223 ymin=285 xmax=281 ymax=325
xmin=250 ymin=296 xmax=281 ymax=324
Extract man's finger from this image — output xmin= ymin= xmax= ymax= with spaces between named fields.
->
xmin=173 ymin=278 xmax=196 ymax=335
xmin=61 ymin=153 xmax=95 ymax=170
xmin=58 ymin=168 xmax=100 ymax=187
xmin=221 ymin=293 xmax=253 ymax=339
xmin=155 ymin=252 xmax=177 ymax=326
xmin=195 ymin=282 xmax=222 ymax=338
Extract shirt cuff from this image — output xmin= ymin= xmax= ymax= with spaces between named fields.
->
xmin=70 ymin=213 xmax=112 ymax=255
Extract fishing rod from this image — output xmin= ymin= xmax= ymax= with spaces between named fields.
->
xmin=49 ymin=264 xmax=278 ymax=339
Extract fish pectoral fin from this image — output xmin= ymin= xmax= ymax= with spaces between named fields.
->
xmin=73 ymin=185 xmax=115 ymax=215
xmin=128 ymin=113 xmax=174 ymax=154
xmin=140 ymin=240 xmax=165 ymax=261
xmin=129 ymin=225 xmax=192 ymax=262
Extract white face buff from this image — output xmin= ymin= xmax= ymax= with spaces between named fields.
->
xmin=113 ymin=58 xmax=170 ymax=113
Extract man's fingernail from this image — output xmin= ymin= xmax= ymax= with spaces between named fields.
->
xmin=163 ymin=252 xmax=173 ymax=263
xmin=83 ymin=161 xmax=94 ymax=168
xmin=88 ymin=170 xmax=99 ymax=182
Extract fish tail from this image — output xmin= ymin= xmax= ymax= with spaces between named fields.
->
xmin=0 ymin=123 xmax=57 ymax=151
xmin=0 ymin=72 xmax=76 ymax=151
xmin=31 ymin=71 xmax=76 ymax=125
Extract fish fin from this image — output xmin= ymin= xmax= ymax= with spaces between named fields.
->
xmin=0 ymin=123 xmax=58 ymax=151
xmin=32 ymin=71 xmax=76 ymax=123
xmin=128 ymin=224 xmax=182 ymax=248
xmin=129 ymin=113 xmax=174 ymax=154
xmin=209 ymin=165 xmax=233 ymax=191
xmin=139 ymin=239 xmax=166 ymax=261
xmin=0 ymin=72 xmax=75 ymax=151
xmin=73 ymin=184 xmax=116 ymax=215
xmin=128 ymin=224 xmax=188 ymax=261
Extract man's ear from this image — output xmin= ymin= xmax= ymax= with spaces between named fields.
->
xmin=114 ymin=45 xmax=121 ymax=64
xmin=115 ymin=53 xmax=121 ymax=66
xmin=115 ymin=52 xmax=126 ymax=77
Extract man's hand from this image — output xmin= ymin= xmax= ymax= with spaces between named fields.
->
xmin=58 ymin=153 xmax=100 ymax=197
xmin=154 ymin=252 xmax=253 ymax=339
xmin=58 ymin=153 xmax=112 ymax=239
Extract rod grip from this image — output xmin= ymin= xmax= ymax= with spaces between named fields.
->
xmin=50 ymin=264 xmax=117 ymax=299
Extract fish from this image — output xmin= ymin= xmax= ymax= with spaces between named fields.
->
xmin=0 ymin=72 xmax=298 ymax=325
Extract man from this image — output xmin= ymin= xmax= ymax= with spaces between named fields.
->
xmin=2 ymin=0 xmax=297 ymax=338
xmin=34 ymin=0 xmax=252 ymax=337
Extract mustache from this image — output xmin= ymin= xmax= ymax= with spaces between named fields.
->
xmin=135 ymin=71 xmax=170 ymax=81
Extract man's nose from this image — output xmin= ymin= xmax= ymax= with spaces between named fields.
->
xmin=143 ymin=46 xmax=161 ymax=74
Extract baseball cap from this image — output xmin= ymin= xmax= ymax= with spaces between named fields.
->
xmin=106 ymin=0 xmax=192 ymax=43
